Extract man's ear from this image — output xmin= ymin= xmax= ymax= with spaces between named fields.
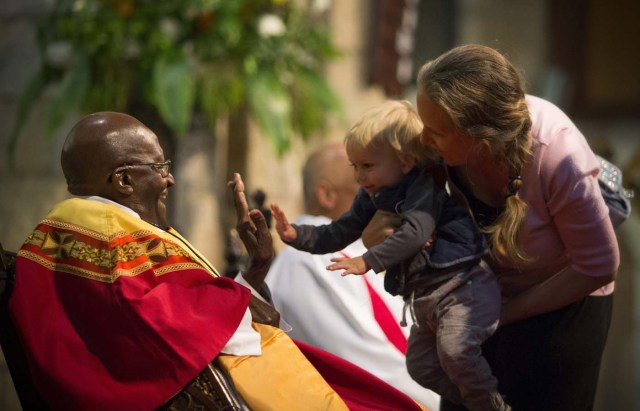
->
xmin=111 ymin=169 xmax=134 ymax=195
xmin=315 ymin=181 xmax=336 ymax=210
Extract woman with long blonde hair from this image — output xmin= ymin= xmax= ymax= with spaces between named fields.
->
xmin=415 ymin=44 xmax=619 ymax=410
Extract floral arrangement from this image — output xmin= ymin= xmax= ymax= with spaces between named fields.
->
xmin=11 ymin=0 xmax=342 ymax=155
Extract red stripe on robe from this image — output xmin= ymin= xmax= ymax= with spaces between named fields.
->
xmin=295 ymin=339 xmax=424 ymax=411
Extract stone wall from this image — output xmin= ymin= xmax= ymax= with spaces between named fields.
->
xmin=1 ymin=1 xmax=60 ymax=409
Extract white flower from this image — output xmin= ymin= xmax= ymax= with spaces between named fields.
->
xmin=124 ymin=40 xmax=141 ymax=60
xmin=72 ymin=0 xmax=85 ymax=13
xmin=160 ymin=18 xmax=180 ymax=43
xmin=311 ymin=0 xmax=332 ymax=14
xmin=45 ymin=41 xmax=74 ymax=68
xmin=258 ymin=14 xmax=286 ymax=38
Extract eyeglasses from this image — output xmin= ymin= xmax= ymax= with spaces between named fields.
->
xmin=115 ymin=160 xmax=172 ymax=177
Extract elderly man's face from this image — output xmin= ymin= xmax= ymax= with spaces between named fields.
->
xmin=118 ymin=129 xmax=175 ymax=228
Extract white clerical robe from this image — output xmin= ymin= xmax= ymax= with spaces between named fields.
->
xmin=266 ymin=214 xmax=441 ymax=410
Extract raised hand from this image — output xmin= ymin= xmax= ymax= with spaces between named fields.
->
xmin=270 ymin=203 xmax=298 ymax=243
xmin=327 ymin=255 xmax=370 ymax=277
xmin=227 ymin=173 xmax=274 ymax=290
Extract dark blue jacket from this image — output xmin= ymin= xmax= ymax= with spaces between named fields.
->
xmin=291 ymin=165 xmax=488 ymax=295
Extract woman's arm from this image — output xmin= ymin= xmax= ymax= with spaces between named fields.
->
xmin=361 ymin=210 xmax=401 ymax=249
xmin=500 ymin=127 xmax=620 ymax=326
xmin=501 ymin=266 xmax=616 ymax=326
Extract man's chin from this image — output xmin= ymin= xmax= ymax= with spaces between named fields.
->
xmin=151 ymin=204 xmax=168 ymax=229
xmin=157 ymin=214 xmax=168 ymax=229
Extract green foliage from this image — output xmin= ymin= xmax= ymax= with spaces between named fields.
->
xmin=10 ymin=0 xmax=343 ymax=155
xmin=248 ymin=71 xmax=293 ymax=155
xmin=152 ymin=55 xmax=196 ymax=136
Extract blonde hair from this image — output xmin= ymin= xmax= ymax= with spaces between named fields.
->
xmin=417 ymin=44 xmax=533 ymax=261
xmin=344 ymin=100 xmax=436 ymax=167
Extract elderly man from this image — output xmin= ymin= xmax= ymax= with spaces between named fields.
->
xmin=8 ymin=112 xmax=428 ymax=411
xmin=267 ymin=143 xmax=440 ymax=410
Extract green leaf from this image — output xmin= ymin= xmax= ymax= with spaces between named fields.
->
xmin=10 ymin=0 xmax=345 ymax=157
xmin=152 ymin=55 xmax=196 ymax=137
xmin=291 ymin=70 xmax=344 ymax=138
xmin=247 ymin=72 xmax=293 ymax=156
xmin=199 ymin=61 xmax=245 ymax=126
xmin=46 ymin=56 xmax=90 ymax=136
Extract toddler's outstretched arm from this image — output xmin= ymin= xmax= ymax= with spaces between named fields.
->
xmin=270 ymin=203 xmax=298 ymax=243
xmin=327 ymin=256 xmax=370 ymax=277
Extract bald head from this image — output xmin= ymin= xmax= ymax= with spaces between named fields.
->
xmin=61 ymin=112 xmax=159 ymax=196
xmin=302 ymin=143 xmax=358 ymax=220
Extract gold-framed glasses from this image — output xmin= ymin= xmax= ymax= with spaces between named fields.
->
xmin=117 ymin=160 xmax=172 ymax=177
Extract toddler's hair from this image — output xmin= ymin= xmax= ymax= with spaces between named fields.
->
xmin=344 ymin=100 xmax=436 ymax=167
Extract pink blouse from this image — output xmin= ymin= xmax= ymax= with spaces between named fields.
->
xmin=492 ymin=95 xmax=619 ymax=297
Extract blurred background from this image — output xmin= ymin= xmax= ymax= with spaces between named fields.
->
xmin=1 ymin=1 xmax=638 ymax=410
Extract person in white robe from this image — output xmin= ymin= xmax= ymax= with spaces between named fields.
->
xmin=266 ymin=143 xmax=441 ymax=411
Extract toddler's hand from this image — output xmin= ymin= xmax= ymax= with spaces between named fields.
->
xmin=270 ymin=203 xmax=297 ymax=243
xmin=327 ymin=256 xmax=370 ymax=276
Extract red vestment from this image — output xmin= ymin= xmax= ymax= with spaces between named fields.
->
xmin=9 ymin=198 xmax=427 ymax=410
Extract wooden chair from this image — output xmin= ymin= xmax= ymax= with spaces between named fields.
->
xmin=0 ymin=242 xmax=248 ymax=410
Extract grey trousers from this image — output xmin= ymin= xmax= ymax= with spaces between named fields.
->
xmin=406 ymin=261 xmax=504 ymax=411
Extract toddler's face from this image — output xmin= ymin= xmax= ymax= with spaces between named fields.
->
xmin=348 ymin=143 xmax=412 ymax=195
